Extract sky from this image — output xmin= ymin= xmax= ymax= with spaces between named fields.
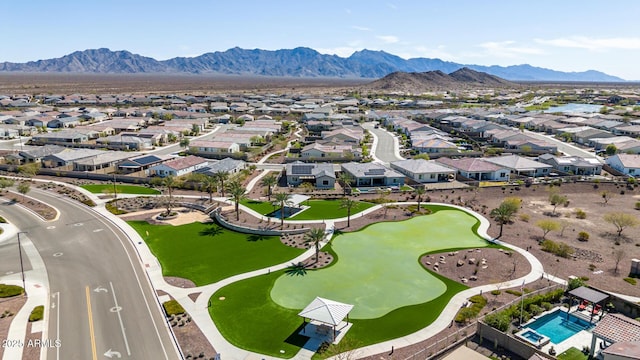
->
xmin=2 ymin=0 xmax=640 ymax=80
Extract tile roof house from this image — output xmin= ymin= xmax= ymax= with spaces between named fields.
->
xmin=188 ymin=140 xmax=241 ymax=157
xmin=605 ymin=154 xmax=640 ymax=177
xmin=149 ymin=155 xmax=209 ymax=177
xmin=300 ymin=142 xmax=361 ymax=161
xmin=538 ymin=154 xmax=602 ymax=175
xmin=390 ymin=159 xmax=455 ymax=183
xmin=483 ymin=154 xmax=553 ymax=177
xmin=285 ymin=161 xmax=336 ymax=189
xmin=194 ymin=157 xmax=247 ymax=177
xmin=117 ymin=154 xmax=172 ymax=175
xmin=436 ymin=157 xmax=510 ymax=181
xmin=340 ymin=162 xmax=404 ymax=187
xmin=590 ymin=313 xmax=640 ymax=358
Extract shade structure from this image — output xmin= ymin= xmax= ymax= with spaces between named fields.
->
xmin=298 ymin=297 xmax=353 ymax=326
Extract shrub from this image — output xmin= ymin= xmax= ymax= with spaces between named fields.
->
xmin=105 ymin=201 xmax=127 ymax=215
xmin=0 ymin=284 xmax=23 ymax=298
xmin=162 ymin=300 xmax=185 ymax=316
xmin=29 ymin=305 xmax=44 ymax=322
xmin=0 ymin=216 xmax=6 ymax=223
xmin=529 ymin=304 xmax=543 ymax=316
xmin=575 ymin=209 xmax=587 ymax=219
xmin=568 ymin=277 xmax=586 ymax=290
xmin=519 ymin=213 xmax=530 ymax=222
xmin=505 ymin=289 xmax=522 ymax=297
xmin=541 ymin=302 xmax=553 ymax=310
xmin=624 ymin=277 xmax=637 ymax=285
xmin=490 ymin=290 xmax=501 ymax=296
xmin=635 ymin=202 xmax=640 ymax=210
xmin=484 ymin=311 xmax=511 ymax=332
xmin=578 ymin=231 xmax=589 ymax=241
xmin=541 ymin=239 xmax=574 ymax=258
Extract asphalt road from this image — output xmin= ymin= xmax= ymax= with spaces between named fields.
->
xmin=523 ymin=130 xmax=600 ymax=159
xmin=363 ymin=123 xmax=404 ymax=164
xmin=0 ymin=189 xmax=180 ymax=360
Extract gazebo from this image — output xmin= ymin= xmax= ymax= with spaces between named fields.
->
xmin=298 ymin=297 xmax=354 ymax=341
xmin=568 ymin=286 xmax=609 ymax=323
xmin=589 ymin=313 xmax=640 ymax=358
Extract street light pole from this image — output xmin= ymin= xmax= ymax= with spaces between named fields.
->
xmin=17 ymin=232 xmax=27 ymax=296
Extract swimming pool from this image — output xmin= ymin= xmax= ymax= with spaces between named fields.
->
xmin=527 ymin=309 xmax=593 ymax=344
xmin=515 ymin=328 xmax=550 ymax=348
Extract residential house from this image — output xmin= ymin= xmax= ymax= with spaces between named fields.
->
xmin=538 ymin=154 xmax=602 ymax=175
xmin=299 ymin=142 xmax=361 ymax=161
xmin=47 ymin=116 xmax=82 ymax=128
xmin=284 ymin=161 xmax=336 ymax=188
xmin=436 ymin=157 xmax=510 ymax=181
xmin=95 ymin=135 xmax=153 ymax=150
xmin=195 ymin=157 xmax=247 ymax=177
xmin=484 ymin=154 xmax=553 ymax=177
xmin=390 ymin=159 xmax=455 ymax=183
xmin=340 ymin=162 xmax=404 ymax=187
xmin=321 ymin=127 xmax=363 ymax=144
xmin=411 ymin=137 xmax=459 ymax=154
xmin=188 ymin=140 xmax=241 ymax=156
xmin=117 ymin=154 xmax=172 ymax=175
xmin=149 ymin=155 xmax=209 ymax=177
xmin=73 ymin=151 xmax=133 ymax=172
xmin=18 ymin=145 xmax=66 ymax=164
xmin=42 ymin=148 xmax=104 ymax=168
xmin=31 ymin=130 xmax=89 ymax=145
xmin=605 ymin=154 xmax=640 ymax=177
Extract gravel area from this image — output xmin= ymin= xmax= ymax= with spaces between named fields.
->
xmin=0 ymin=296 xmax=26 ymax=359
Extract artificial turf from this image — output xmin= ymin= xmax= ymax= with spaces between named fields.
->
xmin=81 ymin=184 xmax=161 ymax=195
xmin=127 ymin=221 xmax=305 ymax=286
xmin=241 ymin=199 xmax=376 ymax=220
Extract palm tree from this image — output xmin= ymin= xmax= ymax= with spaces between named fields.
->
xmin=273 ymin=192 xmax=291 ymax=228
xmin=414 ymin=186 xmax=426 ymax=213
xmin=490 ymin=202 xmax=518 ymax=238
xmin=340 ymin=198 xmax=358 ymax=227
xmin=214 ymin=170 xmax=230 ymax=197
xmin=226 ymin=180 xmax=246 ymax=221
xmin=162 ymin=175 xmax=178 ymax=215
xmin=261 ymin=174 xmax=277 ymax=201
xmin=202 ymin=175 xmax=218 ymax=203
xmin=304 ymin=227 xmax=326 ymax=263
xmin=337 ymin=172 xmax=354 ymax=196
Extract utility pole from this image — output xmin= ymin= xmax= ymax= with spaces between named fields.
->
xmin=17 ymin=232 xmax=27 ymax=296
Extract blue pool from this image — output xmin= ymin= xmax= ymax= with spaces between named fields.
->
xmin=527 ymin=309 xmax=593 ymax=344
xmin=266 ymin=206 xmax=302 ymax=219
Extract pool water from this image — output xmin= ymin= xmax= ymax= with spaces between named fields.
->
xmin=266 ymin=206 xmax=302 ymax=219
xmin=521 ymin=330 xmax=544 ymax=342
xmin=528 ymin=309 xmax=593 ymax=344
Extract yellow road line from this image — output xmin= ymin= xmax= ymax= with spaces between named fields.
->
xmin=85 ymin=286 xmax=98 ymax=360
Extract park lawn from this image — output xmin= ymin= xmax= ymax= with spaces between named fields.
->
xmin=241 ymin=199 xmax=277 ymax=214
xmin=127 ymin=221 xmax=304 ymax=286
xmin=241 ymin=199 xmax=375 ymax=220
xmin=81 ymin=184 xmax=161 ymax=195
xmin=209 ymin=265 xmax=468 ymax=358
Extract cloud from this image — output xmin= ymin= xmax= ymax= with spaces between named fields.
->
xmin=536 ymin=36 xmax=640 ymax=51
xmin=476 ymin=41 xmax=545 ymax=58
xmin=377 ymin=35 xmax=399 ymax=44
xmin=352 ymin=25 xmax=371 ymax=31
xmin=315 ymin=46 xmax=362 ymax=58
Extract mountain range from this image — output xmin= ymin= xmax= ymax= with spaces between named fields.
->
xmin=0 ymin=47 xmax=625 ymax=82
xmin=365 ymin=68 xmax=515 ymax=92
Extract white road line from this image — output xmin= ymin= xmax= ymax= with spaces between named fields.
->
xmin=109 ymin=282 xmax=131 ymax=356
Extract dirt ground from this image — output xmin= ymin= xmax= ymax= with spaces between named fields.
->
xmin=0 ymin=296 xmax=26 ymax=359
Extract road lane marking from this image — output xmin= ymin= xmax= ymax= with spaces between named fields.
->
xmin=52 ymin=252 xmax=63 ymax=257
xmin=109 ymin=282 xmax=131 ymax=356
xmin=53 ymin=291 xmax=60 ymax=360
xmin=85 ymin=286 xmax=98 ymax=360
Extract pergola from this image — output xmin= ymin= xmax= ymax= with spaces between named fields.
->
xmin=589 ymin=313 xmax=640 ymax=358
xmin=298 ymin=297 xmax=353 ymax=340
xmin=568 ymin=286 xmax=609 ymax=323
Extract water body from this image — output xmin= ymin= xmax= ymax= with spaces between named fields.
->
xmin=543 ymin=103 xmax=603 ymax=114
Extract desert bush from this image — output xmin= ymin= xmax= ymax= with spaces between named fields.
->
xmin=0 ymin=284 xmax=23 ymax=298
xmin=505 ymin=289 xmax=522 ymax=297
xmin=490 ymin=290 xmax=501 ymax=296
xmin=541 ymin=239 xmax=574 ymax=258
xmin=578 ymin=231 xmax=590 ymax=241
xmin=0 ymin=216 xmax=6 ymax=223
xmin=624 ymin=277 xmax=637 ymax=285
xmin=635 ymin=201 xmax=640 ymax=210
xmin=162 ymin=300 xmax=185 ymax=316
xmin=519 ymin=213 xmax=530 ymax=222
xmin=29 ymin=305 xmax=44 ymax=322
xmin=575 ymin=208 xmax=587 ymax=219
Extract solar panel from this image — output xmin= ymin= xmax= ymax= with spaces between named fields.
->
xmin=134 ymin=155 xmax=161 ymax=166
xmin=292 ymin=165 xmax=313 ymax=175
xmin=364 ymin=168 xmax=385 ymax=176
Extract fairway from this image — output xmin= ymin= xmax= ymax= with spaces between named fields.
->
xmin=271 ymin=208 xmax=488 ymax=318
xmin=81 ymin=184 xmax=161 ymax=195
xmin=128 ymin=221 xmax=305 ymax=286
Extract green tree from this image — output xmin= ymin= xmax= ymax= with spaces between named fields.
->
xmin=605 ymin=144 xmax=618 ymax=156
xmin=161 ymin=175 xmax=179 ymax=215
xmin=303 ymin=227 xmax=325 ymax=263
xmin=273 ymin=192 xmax=292 ymax=228
xmin=261 ymin=174 xmax=277 ymax=201
xmin=191 ymin=124 xmax=201 ymax=136
xmin=226 ymin=180 xmax=246 ymax=221
xmin=0 ymin=178 xmax=15 ymax=190
xmin=490 ymin=197 xmax=521 ymax=238
xmin=337 ymin=172 xmax=354 ymax=196
xmin=340 ymin=198 xmax=358 ymax=227
xmin=536 ymin=219 xmax=560 ymax=240
xmin=179 ymin=138 xmax=190 ymax=149
xmin=202 ymin=175 xmax=218 ymax=203
xmin=18 ymin=162 xmax=41 ymax=179
xmin=548 ymin=191 xmax=568 ymax=216
xmin=603 ymin=212 xmax=639 ymax=237
xmin=413 ymin=186 xmax=426 ymax=212
xmin=214 ymin=170 xmax=230 ymax=197
xmin=17 ymin=181 xmax=30 ymax=202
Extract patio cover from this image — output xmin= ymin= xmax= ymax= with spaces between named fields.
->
xmin=287 ymin=194 xmax=310 ymax=207
xmin=568 ymin=286 xmax=609 ymax=304
xmin=590 ymin=313 xmax=640 ymax=357
xmin=298 ymin=297 xmax=353 ymax=326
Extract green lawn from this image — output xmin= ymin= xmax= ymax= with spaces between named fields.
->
xmin=241 ymin=199 xmax=376 ymax=220
xmin=128 ymin=221 xmax=305 ymax=286
xmin=557 ymin=347 xmax=588 ymax=360
xmin=81 ymin=184 xmax=161 ymax=195
xmin=210 ymin=205 xmax=492 ymax=357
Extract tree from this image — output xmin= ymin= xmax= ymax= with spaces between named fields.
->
xmin=304 ymin=228 xmax=325 ymax=263
xmin=413 ymin=153 xmax=430 ymax=160
xmin=601 ymin=191 xmax=613 ymax=205
xmin=161 ymin=175 xmax=179 ymax=215
xmin=337 ymin=172 xmax=354 ymax=196
xmin=548 ymin=192 xmax=568 ymax=216
xmin=191 ymin=124 xmax=201 ymax=136
xmin=273 ymin=192 xmax=291 ymax=228
xmin=490 ymin=197 xmax=521 ymax=238
xmin=376 ymin=188 xmax=391 ymax=218
xmin=261 ymin=174 xmax=277 ymax=201
xmin=226 ymin=180 xmax=246 ymax=221
xmin=536 ymin=219 xmax=560 ymax=240
xmin=213 ymin=170 xmax=230 ymax=197
xmin=603 ymin=212 xmax=639 ymax=237
xmin=340 ymin=198 xmax=358 ymax=227
xmin=605 ymin=144 xmax=618 ymax=156
xmin=0 ymin=178 xmax=15 ymax=191
xmin=18 ymin=162 xmax=41 ymax=179
xmin=179 ymin=138 xmax=190 ymax=149
xmin=17 ymin=181 xmax=30 ymax=202
xmin=202 ymin=175 xmax=217 ymax=203
xmin=413 ymin=186 xmax=426 ymax=212
xmin=558 ymin=219 xmax=570 ymax=237
xmin=613 ymin=249 xmax=625 ymax=274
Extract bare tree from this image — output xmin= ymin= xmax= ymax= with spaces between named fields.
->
xmin=614 ymin=249 xmax=625 ymax=274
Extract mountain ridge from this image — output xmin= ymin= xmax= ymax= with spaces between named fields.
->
xmin=364 ymin=68 xmax=516 ymax=92
xmin=0 ymin=47 xmax=625 ymax=82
